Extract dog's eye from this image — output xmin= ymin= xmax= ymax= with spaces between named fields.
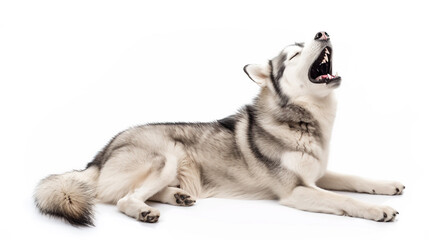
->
xmin=289 ymin=52 xmax=300 ymax=60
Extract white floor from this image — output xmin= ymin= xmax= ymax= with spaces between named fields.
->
xmin=1 ymin=1 xmax=429 ymax=239
xmin=20 ymin=192 xmax=421 ymax=240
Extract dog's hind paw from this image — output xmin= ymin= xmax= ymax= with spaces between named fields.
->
xmin=139 ymin=210 xmax=160 ymax=223
xmin=174 ymin=193 xmax=196 ymax=206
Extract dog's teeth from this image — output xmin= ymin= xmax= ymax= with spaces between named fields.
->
xmin=325 ymin=48 xmax=330 ymax=54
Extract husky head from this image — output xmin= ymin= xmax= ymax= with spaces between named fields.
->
xmin=244 ymin=32 xmax=341 ymax=104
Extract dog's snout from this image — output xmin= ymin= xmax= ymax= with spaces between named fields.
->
xmin=314 ymin=31 xmax=330 ymax=41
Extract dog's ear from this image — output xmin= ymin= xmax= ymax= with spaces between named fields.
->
xmin=243 ymin=63 xmax=270 ymax=87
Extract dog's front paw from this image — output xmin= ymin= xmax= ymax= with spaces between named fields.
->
xmin=364 ymin=205 xmax=398 ymax=222
xmin=371 ymin=181 xmax=405 ymax=195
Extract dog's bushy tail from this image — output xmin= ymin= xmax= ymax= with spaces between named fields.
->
xmin=34 ymin=167 xmax=99 ymax=227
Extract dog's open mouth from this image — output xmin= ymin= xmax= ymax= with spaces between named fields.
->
xmin=309 ymin=47 xmax=341 ymax=85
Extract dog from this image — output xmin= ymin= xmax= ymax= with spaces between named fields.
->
xmin=34 ymin=31 xmax=405 ymax=226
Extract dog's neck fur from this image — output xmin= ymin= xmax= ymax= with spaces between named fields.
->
xmin=291 ymin=92 xmax=338 ymax=145
xmin=254 ymin=88 xmax=337 ymax=122
xmin=253 ymin=87 xmax=337 ymax=156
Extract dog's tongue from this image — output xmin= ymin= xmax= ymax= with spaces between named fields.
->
xmin=316 ymin=74 xmax=335 ymax=81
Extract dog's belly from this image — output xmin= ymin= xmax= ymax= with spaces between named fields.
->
xmin=202 ymin=182 xmax=277 ymax=200
xmin=198 ymin=165 xmax=277 ymax=200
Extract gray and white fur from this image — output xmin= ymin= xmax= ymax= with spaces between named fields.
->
xmin=34 ymin=32 xmax=405 ymax=226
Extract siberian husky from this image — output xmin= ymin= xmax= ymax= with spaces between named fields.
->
xmin=34 ymin=32 xmax=404 ymax=226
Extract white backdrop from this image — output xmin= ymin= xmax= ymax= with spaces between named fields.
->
xmin=1 ymin=0 xmax=428 ymax=239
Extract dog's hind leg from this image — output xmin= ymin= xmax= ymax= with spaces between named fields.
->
xmin=316 ymin=171 xmax=405 ymax=195
xmin=96 ymin=143 xmax=181 ymax=223
xmin=149 ymin=187 xmax=196 ymax=206
xmin=115 ymin=152 xmax=179 ymax=223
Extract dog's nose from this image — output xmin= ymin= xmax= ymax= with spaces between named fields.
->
xmin=314 ymin=31 xmax=330 ymax=41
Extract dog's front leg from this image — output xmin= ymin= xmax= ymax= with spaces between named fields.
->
xmin=316 ymin=171 xmax=405 ymax=195
xmin=279 ymin=186 xmax=398 ymax=222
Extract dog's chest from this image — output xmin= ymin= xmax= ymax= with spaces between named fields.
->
xmin=280 ymin=100 xmax=337 ymax=182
